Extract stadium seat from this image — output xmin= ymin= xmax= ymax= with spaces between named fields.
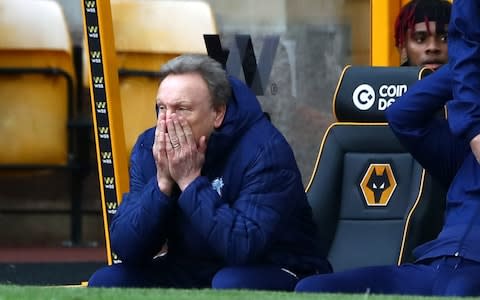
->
xmin=84 ymin=0 xmax=218 ymax=157
xmin=0 ymin=0 xmax=88 ymax=243
xmin=306 ymin=66 xmax=446 ymax=272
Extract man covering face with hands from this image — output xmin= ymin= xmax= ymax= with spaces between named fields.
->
xmin=88 ymin=54 xmax=331 ymax=290
xmin=154 ymin=71 xmax=225 ymax=195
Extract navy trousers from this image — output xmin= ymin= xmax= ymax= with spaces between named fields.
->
xmin=87 ymin=257 xmax=216 ymax=288
xmin=88 ymin=257 xmax=299 ymax=290
xmin=295 ymin=257 xmax=480 ymax=296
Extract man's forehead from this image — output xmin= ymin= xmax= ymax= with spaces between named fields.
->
xmin=412 ymin=21 xmax=448 ymax=33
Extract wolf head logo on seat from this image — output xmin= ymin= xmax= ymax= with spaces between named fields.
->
xmin=360 ymin=164 xmax=397 ymax=206
xmin=366 ymin=168 xmax=390 ymax=203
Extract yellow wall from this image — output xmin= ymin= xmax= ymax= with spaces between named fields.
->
xmin=371 ymin=0 xmax=402 ymax=66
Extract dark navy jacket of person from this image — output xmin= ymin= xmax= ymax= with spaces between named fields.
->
xmin=88 ymin=54 xmax=332 ymax=289
xmin=296 ymin=0 xmax=480 ymax=296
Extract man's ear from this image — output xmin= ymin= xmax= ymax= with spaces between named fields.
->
xmin=213 ymin=104 xmax=226 ymax=128
xmin=400 ymin=47 xmax=408 ymax=65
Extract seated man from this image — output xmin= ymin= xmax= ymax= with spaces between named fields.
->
xmin=88 ymin=54 xmax=332 ymax=289
xmin=395 ymin=0 xmax=451 ymax=68
xmin=295 ymin=0 xmax=480 ymax=296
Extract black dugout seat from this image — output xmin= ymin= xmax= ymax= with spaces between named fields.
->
xmin=306 ymin=65 xmax=446 ymax=272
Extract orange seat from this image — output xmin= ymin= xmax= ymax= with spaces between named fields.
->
xmin=0 ymin=0 xmax=88 ymax=244
xmin=0 ymin=0 xmax=75 ymax=166
xmin=84 ymin=0 xmax=218 ymax=157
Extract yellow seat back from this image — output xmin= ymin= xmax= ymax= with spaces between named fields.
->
xmin=111 ymin=0 xmax=217 ymax=156
xmin=115 ymin=54 xmax=176 ymax=158
xmin=0 ymin=0 xmax=74 ymax=166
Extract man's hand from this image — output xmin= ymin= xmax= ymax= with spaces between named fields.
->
xmin=153 ymin=112 xmax=174 ymax=195
xmin=471 ymin=133 xmax=480 ymax=165
xmin=165 ymin=113 xmax=207 ymax=191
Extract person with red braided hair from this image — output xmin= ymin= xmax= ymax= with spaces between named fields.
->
xmin=296 ymin=0 xmax=480 ymax=296
xmin=395 ymin=0 xmax=451 ymax=68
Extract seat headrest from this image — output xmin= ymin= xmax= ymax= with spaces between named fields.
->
xmin=0 ymin=0 xmax=71 ymax=52
xmin=333 ymin=65 xmax=432 ymax=122
xmin=111 ymin=0 xmax=217 ymax=53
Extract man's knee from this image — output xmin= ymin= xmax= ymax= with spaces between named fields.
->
xmin=88 ymin=265 xmax=122 ymax=287
xmin=87 ymin=264 xmax=153 ymax=288
xmin=212 ymin=267 xmax=246 ymax=289
xmin=294 ymin=275 xmax=327 ymax=292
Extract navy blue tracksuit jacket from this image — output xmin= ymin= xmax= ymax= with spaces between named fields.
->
xmin=387 ymin=0 xmax=480 ymax=263
xmin=109 ymin=77 xmax=331 ymax=280
xmin=295 ymin=0 xmax=480 ymax=295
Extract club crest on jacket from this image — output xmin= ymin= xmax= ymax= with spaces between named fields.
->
xmin=211 ymin=177 xmax=224 ymax=196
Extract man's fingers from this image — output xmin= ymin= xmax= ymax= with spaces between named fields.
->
xmin=167 ymin=114 xmax=181 ymax=149
xmin=159 ymin=124 xmax=168 ymax=152
xmin=165 ymin=134 xmax=176 ymax=155
xmin=178 ymin=116 xmax=194 ymax=147
xmin=174 ymin=116 xmax=187 ymax=145
xmin=153 ymin=126 xmax=159 ymax=150
xmin=154 ymin=112 xmax=166 ymax=149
